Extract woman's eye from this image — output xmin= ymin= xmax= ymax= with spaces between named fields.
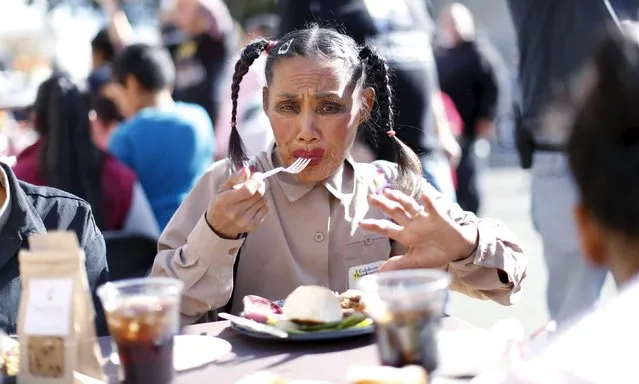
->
xmin=319 ymin=103 xmax=342 ymax=114
xmin=277 ymin=102 xmax=298 ymax=113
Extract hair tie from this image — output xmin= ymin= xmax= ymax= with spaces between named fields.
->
xmin=230 ymin=121 xmax=237 ymax=128
xmin=265 ymin=41 xmax=278 ymax=54
xmin=386 ymin=129 xmax=396 ymax=138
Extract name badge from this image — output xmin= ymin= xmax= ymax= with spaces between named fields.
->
xmin=348 ymin=261 xmax=385 ymax=289
xmin=24 ymin=278 xmax=74 ymax=336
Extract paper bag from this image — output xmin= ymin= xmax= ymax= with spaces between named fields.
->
xmin=17 ymin=231 xmax=104 ymax=383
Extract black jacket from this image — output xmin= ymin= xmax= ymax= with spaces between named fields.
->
xmin=0 ymin=163 xmax=109 ymax=336
xmin=436 ymin=40 xmax=499 ymax=143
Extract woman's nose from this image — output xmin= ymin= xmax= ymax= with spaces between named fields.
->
xmin=296 ymin=113 xmax=320 ymax=143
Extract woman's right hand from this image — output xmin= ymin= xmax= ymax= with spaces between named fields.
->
xmin=205 ymin=167 xmax=268 ymax=239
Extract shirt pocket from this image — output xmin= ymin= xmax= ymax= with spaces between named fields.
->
xmin=341 ymin=232 xmax=391 ymax=265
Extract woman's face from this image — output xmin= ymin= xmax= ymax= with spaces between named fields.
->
xmin=263 ymin=56 xmax=373 ymax=183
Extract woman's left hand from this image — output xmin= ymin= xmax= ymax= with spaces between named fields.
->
xmin=359 ymin=188 xmax=478 ymax=272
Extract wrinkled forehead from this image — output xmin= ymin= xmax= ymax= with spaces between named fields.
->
xmin=268 ymin=56 xmax=357 ymax=98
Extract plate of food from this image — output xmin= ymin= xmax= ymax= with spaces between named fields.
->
xmin=226 ymin=285 xmax=375 ymax=341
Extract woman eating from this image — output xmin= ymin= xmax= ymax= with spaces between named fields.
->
xmin=150 ymin=26 xmax=528 ymax=324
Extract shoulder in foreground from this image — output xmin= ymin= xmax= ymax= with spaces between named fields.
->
xmin=19 ymin=181 xmax=96 ymax=237
xmin=20 ymin=181 xmax=91 ymax=210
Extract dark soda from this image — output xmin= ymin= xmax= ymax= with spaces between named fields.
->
xmin=106 ymin=298 xmax=177 ymax=384
xmin=115 ymin=336 xmax=174 ymax=383
xmin=374 ymin=310 xmax=440 ymax=374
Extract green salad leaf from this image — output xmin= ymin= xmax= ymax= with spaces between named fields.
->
xmin=272 ymin=313 xmax=370 ymax=334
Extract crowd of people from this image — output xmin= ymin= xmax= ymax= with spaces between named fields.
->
xmin=0 ymin=0 xmax=636 ymax=381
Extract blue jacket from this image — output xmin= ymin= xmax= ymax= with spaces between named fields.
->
xmin=0 ymin=163 xmax=109 ymax=336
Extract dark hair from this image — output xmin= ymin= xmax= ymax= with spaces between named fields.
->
xmin=227 ymin=26 xmax=423 ymax=195
xmin=566 ymin=30 xmax=639 ymax=235
xmin=91 ymin=28 xmax=115 ymax=63
xmin=33 ymin=73 xmax=106 ymax=229
xmin=91 ymin=94 xmax=124 ymax=124
xmin=112 ymin=43 xmax=175 ymax=92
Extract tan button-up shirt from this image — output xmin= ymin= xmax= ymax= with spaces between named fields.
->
xmin=151 ymin=147 xmax=527 ymax=325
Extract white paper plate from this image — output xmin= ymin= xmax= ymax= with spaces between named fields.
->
xmin=111 ymin=335 xmax=232 ymax=371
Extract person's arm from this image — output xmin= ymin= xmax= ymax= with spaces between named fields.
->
xmin=432 ymin=182 xmax=526 ymax=305
xmin=100 ymin=0 xmax=133 ymax=51
xmin=122 ymin=181 xmax=160 ymax=238
xmin=371 ymin=161 xmax=527 ymax=305
xmin=424 ymin=39 xmax=462 ymax=165
xmin=78 ymin=205 xmax=110 ymax=336
xmin=475 ymin=42 xmax=500 ymax=137
xmin=150 ymin=159 xmax=244 ymax=325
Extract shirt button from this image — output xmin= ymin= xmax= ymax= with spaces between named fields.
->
xmin=314 ymin=232 xmax=325 ymax=242
xmin=364 ymin=236 xmax=374 ymax=246
xmin=228 ymin=247 xmax=238 ymax=256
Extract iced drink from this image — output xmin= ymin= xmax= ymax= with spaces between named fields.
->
xmin=358 ymin=269 xmax=449 ymax=374
xmin=98 ymin=278 xmax=183 ymax=384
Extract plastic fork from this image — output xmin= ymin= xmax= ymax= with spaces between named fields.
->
xmin=233 ymin=157 xmax=311 ymax=190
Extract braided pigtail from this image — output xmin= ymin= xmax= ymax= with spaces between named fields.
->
xmin=359 ymin=45 xmax=423 ymax=196
xmin=228 ymin=39 xmax=277 ymax=169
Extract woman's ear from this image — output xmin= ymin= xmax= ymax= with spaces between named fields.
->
xmin=359 ymin=87 xmax=375 ymax=125
xmin=262 ymin=86 xmax=269 ymax=115
xmin=574 ymin=202 xmax=608 ymax=267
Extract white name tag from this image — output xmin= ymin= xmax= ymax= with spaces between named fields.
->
xmin=24 ymin=278 xmax=74 ymax=336
xmin=348 ymin=261 xmax=385 ymax=289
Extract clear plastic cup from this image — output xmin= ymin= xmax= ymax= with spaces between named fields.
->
xmin=357 ymin=269 xmax=450 ymax=374
xmin=97 ymin=277 xmax=184 ymax=384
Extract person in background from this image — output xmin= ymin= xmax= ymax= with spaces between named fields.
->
xmin=506 ymin=0 xmax=619 ymax=328
xmin=276 ymin=0 xmax=462 ymax=201
xmin=215 ymin=13 xmax=279 ymax=160
xmin=89 ymin=28 xmax=116 ymax=94
xmin=109 ymin=44 xmax=215 ymax=230
xmin=435 ymin=3 xmax=500 ymax=214
xmin=89 ymin=94 xmax=124 ymax=151
xmin=493 ymin=30 xmax=639 ymax=384
xmin=102 ymin=0 xmax=234 ymax=127
xmin=150 ymin=27 xmax=527 ymax=324
xmin=0 ymin=161 xmax=109 ymax=336
xmin=89 ymin=0 xmax=132 ymax=93
xmin=168 ymin=0 xmax=236 ymax=125
xmin=12 ymin=73 xmax=159 ymax=238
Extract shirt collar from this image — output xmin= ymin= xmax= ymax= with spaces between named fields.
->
xmin=260 ymin=143 xmax=360 ymax=203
